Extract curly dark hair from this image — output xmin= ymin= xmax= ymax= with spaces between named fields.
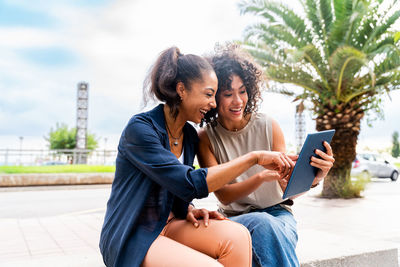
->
xmin=203 ymin=43 xmax=264 ymax=125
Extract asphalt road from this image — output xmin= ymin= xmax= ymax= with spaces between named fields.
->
xmin=0 ymin=177 xmax=398 ymax=219
xmin=0 ymin=184 xmax=111 ymax=219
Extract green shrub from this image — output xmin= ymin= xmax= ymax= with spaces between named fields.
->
xmin=337 ymin=173 xmax=371 ymax=198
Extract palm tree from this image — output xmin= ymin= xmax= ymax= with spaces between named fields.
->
xmin=239 ymin=0 xmax=400 ymax=197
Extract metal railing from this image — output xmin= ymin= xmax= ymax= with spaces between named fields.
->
xmin=0 ymin=148 xmax=117 ymax=166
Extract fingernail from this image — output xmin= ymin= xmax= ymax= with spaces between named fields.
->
xmin=205 ymin=222 xmax=208 ymax=227
xmin=194 ymin=223 xmax=199 ymax=227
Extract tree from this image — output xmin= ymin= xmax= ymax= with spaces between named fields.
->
xmin=45 ymin=123 xmax=98 ymax=150
xmin=392 ymin=131 xmax=400 ymax=158
xmin=239 ymin=0 xmax=400 ymax=197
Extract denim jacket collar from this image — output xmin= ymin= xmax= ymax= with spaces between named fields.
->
xmin=147 ymin=104 xmax=196 ymax=143
xmin=147 ymin=104 xmax=168 ymax=135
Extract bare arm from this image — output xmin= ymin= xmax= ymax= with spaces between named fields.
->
xmin=271 ymin=118 xmax=287 ymax=153
xmin=271 ymin=118 xmax=293 ymax=192
xmin=198 ymin=127 xmax=293 ymax=201
xmin=211 ymin=170 xmax=281 ymax=205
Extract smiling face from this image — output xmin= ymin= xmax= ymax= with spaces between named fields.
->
xmin=178 ymin=70 xmax=218 ymax=124
xmin=216 ymin=75 xmax=248 ymax=128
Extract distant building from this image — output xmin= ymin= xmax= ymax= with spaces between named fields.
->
xmin=295 ymin=102 xmax=305 ymax=154
xmin=76 ymin=82 xmax=89 ymax=164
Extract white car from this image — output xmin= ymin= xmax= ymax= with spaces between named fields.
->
xmin=351 ymin=153 xmax=399 ymax=181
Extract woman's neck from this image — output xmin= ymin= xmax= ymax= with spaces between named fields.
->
xmin=163 ymin=105 xmax=185 ymax=136
xmin=218 ymin=114 xmax=251 ymax=132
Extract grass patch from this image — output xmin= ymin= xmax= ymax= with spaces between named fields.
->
xmin=0 ymin=165 xmax=115 ymax=174
xmin=396 ymin=163 xmax=400 ymax=169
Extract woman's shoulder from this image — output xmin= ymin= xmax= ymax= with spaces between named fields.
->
xmin=198 ymin=122 xmax=218 ymax=142
xmin=197 ymin=126 xmax=210 ymax=144
xmin=124 ymin=112 xmax=154 ymax=135
xmin=122 ymin=105 xmax=166 ymax=142
xmin=253 ymin=112 xmax=280 ymax=128
xmin=254 ymin=112 xmax=272 ymax=122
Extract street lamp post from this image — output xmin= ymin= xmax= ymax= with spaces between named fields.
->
xmin=103 ymin=137 xmax=108 ymax=165
xmin=19 ymin=136 xmax=24 ymax=166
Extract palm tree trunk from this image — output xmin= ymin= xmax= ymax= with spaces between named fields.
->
xmin=315 ymin=103 xmax=364 ymax=198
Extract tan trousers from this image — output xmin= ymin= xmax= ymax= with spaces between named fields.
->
xmin=142 ymin=219 xmax=252 ymax=267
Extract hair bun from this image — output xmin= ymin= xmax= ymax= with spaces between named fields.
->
xmin=176 ymin=49 xmax=183 ymax=57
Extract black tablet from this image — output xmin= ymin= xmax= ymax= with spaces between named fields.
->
xmin=282 ymin=129 xmax=335 ymax=199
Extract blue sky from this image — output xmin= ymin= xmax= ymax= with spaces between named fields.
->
xmin=0 ymin=0 xmax=399 ymax=152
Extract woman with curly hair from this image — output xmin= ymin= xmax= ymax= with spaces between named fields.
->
xmin=198 ymin=44 xmax=335 ymax=267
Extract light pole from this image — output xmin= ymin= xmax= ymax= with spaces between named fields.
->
xmin=103 ymin=137 xmax=108 ymax=165
xmin=19 ymin=136 xmax=24 ymax=166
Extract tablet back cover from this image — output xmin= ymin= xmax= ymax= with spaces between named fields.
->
xmin=282 ymin=130 xmax=335 ymax=199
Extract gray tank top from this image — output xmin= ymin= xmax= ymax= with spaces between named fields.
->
xmin=205 ymin=113 xmax=286 ymax=216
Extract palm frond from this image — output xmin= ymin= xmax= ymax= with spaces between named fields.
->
xmin=304 ymin=0 xmax=326 ymax=44
xmin=375 ymin=70 xmax=400 ymax=90
xmin=238 ymin=0 xmax=276 ymax=21
xmin=375 ymin=75 xmax=394 ymax=86
xmin=344 ymin=1 xmax=369 ymax=45
xmin=374 ymin=45 xmax=400 ymax=76
xmin=244 ymin=23 xmax=305 ymax=49
xmin=320 ymin=0 xmax=333 ymax=35
xmin=362 ymin=9 xmax=400 ymax=52
xmin=240 ymin=0 xmax=313 ymax=44
xmin=263 ymin=1 xmax=313 ymax=43
xmin=343 ymin=87 xmax=375 ymax=103
xmin=239 ymin=40 xmax=283 ymax=65
xmin=394 ymin=31 xmax=400 ymax=42
xmin=292 ymin=44 xmax=331 ymax=89
xmin=329 ymin=46 xmax=368 ymax=99
xmin=365 ymin=34 xmax=395 ymax=55
xmin=351 ymin=2 xmax=384 ymax=49
xmin=243 ymin=24 xmax=280 ymax=50
xmin=328 ymin=0 xmax=354 ymax=53
xmin=267 ymin=64 xmax=324 ymax=96
xmin=266 ymin=83 xmax=296 ymax=96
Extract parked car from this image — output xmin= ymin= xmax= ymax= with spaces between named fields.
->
xmin=351 ymin=153 xmax=398 ymax=181
xmin=42 ymin=161 xmax=67 ymax=166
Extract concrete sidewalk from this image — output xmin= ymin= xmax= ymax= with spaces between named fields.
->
xmin=0 ymin=179 xmax=399 ymax=266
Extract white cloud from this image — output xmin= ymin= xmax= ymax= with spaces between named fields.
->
xmin=0 ymin=27 xmax=60 ymax=48
xmin=0 ymin=0 xmax=399 ymax=152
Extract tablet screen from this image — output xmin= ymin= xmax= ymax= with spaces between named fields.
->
xmin=282 ymin=129 xmax=335 ymax=199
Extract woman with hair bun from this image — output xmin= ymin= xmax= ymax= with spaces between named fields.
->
xmin=99 ymin=46 xmax=294 ymax=267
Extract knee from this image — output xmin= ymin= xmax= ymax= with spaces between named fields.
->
xmin=249 ymin=214 xmax=298 ymax=245
xmin=221 ymin=220 xmax=252 ymax=245
xmin=248 ymin=214 xmax=276 ymax=233
xmin=216 ymin=220 xmax=252 ymax=266
xmin=246 ymin=214 xmax=291 ymax=244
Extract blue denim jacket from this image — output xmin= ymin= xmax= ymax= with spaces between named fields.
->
xmin=99 ymin=104 xmax=209 ymax=267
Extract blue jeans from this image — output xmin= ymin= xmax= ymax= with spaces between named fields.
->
xmin=230 ymin=205 xmax=299 ymax=267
